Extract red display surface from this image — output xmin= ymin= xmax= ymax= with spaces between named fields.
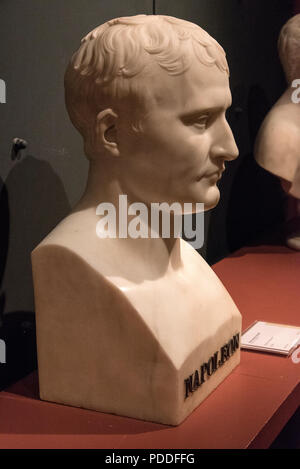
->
xmin=0 ymin=245 xmax=299 ymax=449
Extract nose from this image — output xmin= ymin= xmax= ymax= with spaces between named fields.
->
xmin=210 ymin=117 xmax=239 ymax=162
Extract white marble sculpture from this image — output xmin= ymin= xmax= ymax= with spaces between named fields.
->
xmin=32 ymin=15 xmax=241 ymax=425
xmin=255 ymin=14 xmax=300 ymax=250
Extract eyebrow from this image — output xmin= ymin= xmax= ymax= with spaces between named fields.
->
xmin=180 ymin=104 xmax=232 ymax=121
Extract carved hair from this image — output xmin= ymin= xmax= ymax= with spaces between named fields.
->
xmin=65 ymin=15 xmax=229 ymax=159
xmin=278 ymin=14 xmax=300 ymax=84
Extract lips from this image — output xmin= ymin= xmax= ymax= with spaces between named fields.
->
xmin=207 ymin=168 xmax=224 ymax=179
xmin=196 ymin=167 xmax=225 ymax=182
xmin=208 ymin=173 xmax=221 ymax=183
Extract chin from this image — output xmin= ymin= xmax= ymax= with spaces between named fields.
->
xmin=172 ymin=186 xmax=220 ymax=212
xmin=188 ymin=183 xmax=221 ymax=211
xmin=202 ymin=186 xmax=220 ymax=211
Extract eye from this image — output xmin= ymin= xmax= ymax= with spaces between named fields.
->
xmin=192 ymin=115 xmax=209 ymax=130
xmin=181 ymin=112 xmax=214 ymax=131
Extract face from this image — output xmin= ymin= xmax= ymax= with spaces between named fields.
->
xmin=117 ymin=59 xmax=239 ymax=212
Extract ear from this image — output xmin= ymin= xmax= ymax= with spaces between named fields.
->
xmin=96 ymin=109 xmax=120 ymax=157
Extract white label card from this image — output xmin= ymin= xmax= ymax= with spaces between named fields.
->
xmin=241 ymin=321 xmax=300 ymax=355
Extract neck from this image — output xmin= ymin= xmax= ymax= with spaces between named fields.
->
xmin=75 ymin=160 xmax=121 ymax=209
xmin=73 ymin=160 xmax=183 ymax=267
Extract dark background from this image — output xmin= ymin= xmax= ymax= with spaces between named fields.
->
xmin=0 ymin=0 xmax=298 ymax=445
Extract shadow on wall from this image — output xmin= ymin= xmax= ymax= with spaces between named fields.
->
xmin=225 ymin=85 xmax=285 ymax=253
xmin=0 ymin=154 xmax=71 ymax=390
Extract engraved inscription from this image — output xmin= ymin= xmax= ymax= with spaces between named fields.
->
xmin=184 ymin=333 xmax=240 ymax=399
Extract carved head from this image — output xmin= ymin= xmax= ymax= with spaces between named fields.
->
xmin=65 ymin=15 xmax=238 ymax=210
xmin=65 ymin=15 xmax=229 ymax=159
xmin=278 ymin=14 xmax=300 ymax=84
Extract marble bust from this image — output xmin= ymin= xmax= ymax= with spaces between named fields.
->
xmin=32 ymin=15 xmax=241 ymax=425
xmin=255 ymin=14 xmax=300 ymax=250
